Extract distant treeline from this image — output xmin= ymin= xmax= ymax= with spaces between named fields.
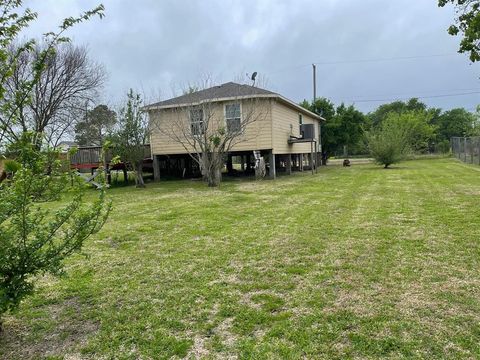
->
xmin=300 ymin=98 xmax=480 ymax=157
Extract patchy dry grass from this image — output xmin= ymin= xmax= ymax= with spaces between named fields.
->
xmin=2 ymin=158 xmax=480 ymax=359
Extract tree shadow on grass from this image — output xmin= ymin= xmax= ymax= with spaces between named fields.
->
xmin=352 ymin=164 xmax=410 ymax=171
xmin=0 ymin=297 xmax=99 ymax=359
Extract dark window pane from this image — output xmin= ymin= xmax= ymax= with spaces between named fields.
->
xmin=227 ymin=118 xmax=241 ymax=133
xmin=226 ymin=104 xmax=240 ymax=119
xmin=190 ymin=108 xmax=204 ymax=135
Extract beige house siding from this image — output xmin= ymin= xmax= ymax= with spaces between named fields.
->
xmin=149 ymin=98 xmax=273 ymax=155
xmin=271 ymin=100 xmax=320 ymax=155
xmin=149 ymin=108 xmax=188 ymax=155
xmin=148 ymin=97 xmax=320 ymax=156
xmin=228 ymin=98 xmax=273 ymax=152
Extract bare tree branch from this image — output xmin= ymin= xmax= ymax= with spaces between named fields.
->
xmin=152 ymin=83 xmax=270 ymax=186
xmin=1 ymin=42 xmax=105 ymax=147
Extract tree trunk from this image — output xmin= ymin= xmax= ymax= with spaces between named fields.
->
xmin=135 ymin=163 xmax=145 ymax=188
xmin=200 ymin=152 xmax=223 ymax=187
xmin=207 ymin=167 xmax=221 ymax=187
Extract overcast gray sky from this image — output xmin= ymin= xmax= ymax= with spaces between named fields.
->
xmin=23 ymin=0 xmax=480 ymax=112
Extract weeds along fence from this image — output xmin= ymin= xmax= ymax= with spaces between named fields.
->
xmin=451 ymin=137 xmax=480 ymax=165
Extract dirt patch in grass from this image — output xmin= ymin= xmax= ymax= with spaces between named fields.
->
xmin=185 ymin=335 xmax=210 ymax=359
xmin=235 ymin=177 xmax=301 ymax=193
xmin=215 ymin=317 xmax=237 ymax=348
xmin=0 ymin=297 xmax=99 ymax=360
xmin=396 ymin=284 xmax=438 ymax=318
xmin=322 ymin=287 xmax=379 ymax=317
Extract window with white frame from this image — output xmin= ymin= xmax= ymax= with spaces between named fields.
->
xmin=190 ymin=108 xmax=204 ymax=136
xmin=225 ymin=104 xmax=241 ymax=134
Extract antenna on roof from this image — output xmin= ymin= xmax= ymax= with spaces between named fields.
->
xmin=251 ymin=71 xmax=257 ymax=87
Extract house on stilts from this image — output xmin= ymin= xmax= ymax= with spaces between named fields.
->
xmin=144 ymin=82 xmax=325 ymax=180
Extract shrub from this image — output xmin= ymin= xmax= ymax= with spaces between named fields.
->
xmin=436 ymin=139 xmax=451 ymax=154
xmin=365 ymin=118 xmax=410 ymax=168
xmin=3 ymin=159 xmax=21 ymax=174
xmin=0 ymin=135 xmax=111 ymax=330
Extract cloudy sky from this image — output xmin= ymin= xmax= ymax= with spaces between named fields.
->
xmin=23 ymin=0 xmax=480 ymax=112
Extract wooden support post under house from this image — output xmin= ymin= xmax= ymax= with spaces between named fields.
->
xmin=226 ymin=154 xmax=233 ymax=174
xmin=269 ymin=151 xmax=276 ymax=179
xmin=286 ymin=154 xmax=292 ymax=175
xmin=310 ymin=141 xmax=315 ymax=175
xmin=153 ymin=155 xmax=160 ymax=182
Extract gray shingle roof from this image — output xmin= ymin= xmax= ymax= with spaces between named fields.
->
xmin=144 ymin=81 xmax=324 ymax=121
xmin=145 ymin=82 xmax=278 ymax=108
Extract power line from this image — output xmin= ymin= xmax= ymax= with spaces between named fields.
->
xmin=313 ymin=53 xmax=457 ymax=66
xmin=334 ymin=87 xmax=480 ymax=100
xmin=346 ymin=90 xmax=480 ymax=103
xmin=266 ymin=53 xmax=479 ymax=108
xmin=268 ymin=52 xmax=459 ymax=75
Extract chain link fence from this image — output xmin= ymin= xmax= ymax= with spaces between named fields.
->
xmin=451 ymin=137 xmax=480 ymax=165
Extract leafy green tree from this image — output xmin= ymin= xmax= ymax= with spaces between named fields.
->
xmin=75 ymin=104 xmax=116 ymax=146
xmin=321 ymin=116 xmax=341 ymax=157
xmin=367 ymin=98 xmax=430 ymax=127
xmin=439 ymin=0 xmax=480 ymax=62
xmin=0 ymin=0 xmax=108 ymax=330
xmin=112 ymin=90 xmax=150 ymax=188
xmin=436 ymin=139 xmax=452 ymax=154
xmin=0 ymin=1 xmax=36 ymax=147
xmin=301 ymin=98 xmax=337 ymax=156
xmin=384 ymin=111 xmax=437 ymax=153
xmin=471 ymin=105 xmax=480 ymax=135
xmin=0 ymin=135 xmax=111 ymax=329
xmin=300 ymin=98 xmax=367 ymax=157
xmin=301 ymin=97 xmax=336 ymax=120
xmin=334 ymin=104 xmax=366 ymax=155
xmin=365 ymin=117 xmax=410 ymax=168
xmin=434 ymin=108 xmax=476 ymax=140
xmin=368 ymin=101 xmax=405 ymax=127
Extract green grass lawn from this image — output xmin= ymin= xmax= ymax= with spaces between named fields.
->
xmin=2 ymin=158 xmax=480 ymax=359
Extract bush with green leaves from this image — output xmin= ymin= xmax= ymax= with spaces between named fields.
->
xmin=385 ymin=111 xmax=437 ymax=153
xmin=2 ymin=159 xmax=20 ymax=174
xmin=0 ymin=1 xmax=109 ymax=331
xmin=0 ymin=135 xmax=111 ymax=329
xmin=365 ymin=117 xmax=411 ymax=168
xmin=436 ymin=139 xmax=451 ymax=154
xmin=111 ymin=90 xmax=150 ymax=188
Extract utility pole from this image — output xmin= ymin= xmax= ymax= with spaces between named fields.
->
xmin=312 ymin=63 xmax=323 ymax=165
xmin=312 ymin=64 xmax=317 ymax=103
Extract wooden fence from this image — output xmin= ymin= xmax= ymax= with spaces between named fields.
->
xmin=69 ymin=145 xmax=151 ymax=169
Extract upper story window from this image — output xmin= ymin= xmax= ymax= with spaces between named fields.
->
xmin=299 ymin=113 xmax=303 ymax=135
xmin=190 ymin=108 xmax=204 ymax=136
xmin=225 ymin=104 xmax=241 ymax=134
